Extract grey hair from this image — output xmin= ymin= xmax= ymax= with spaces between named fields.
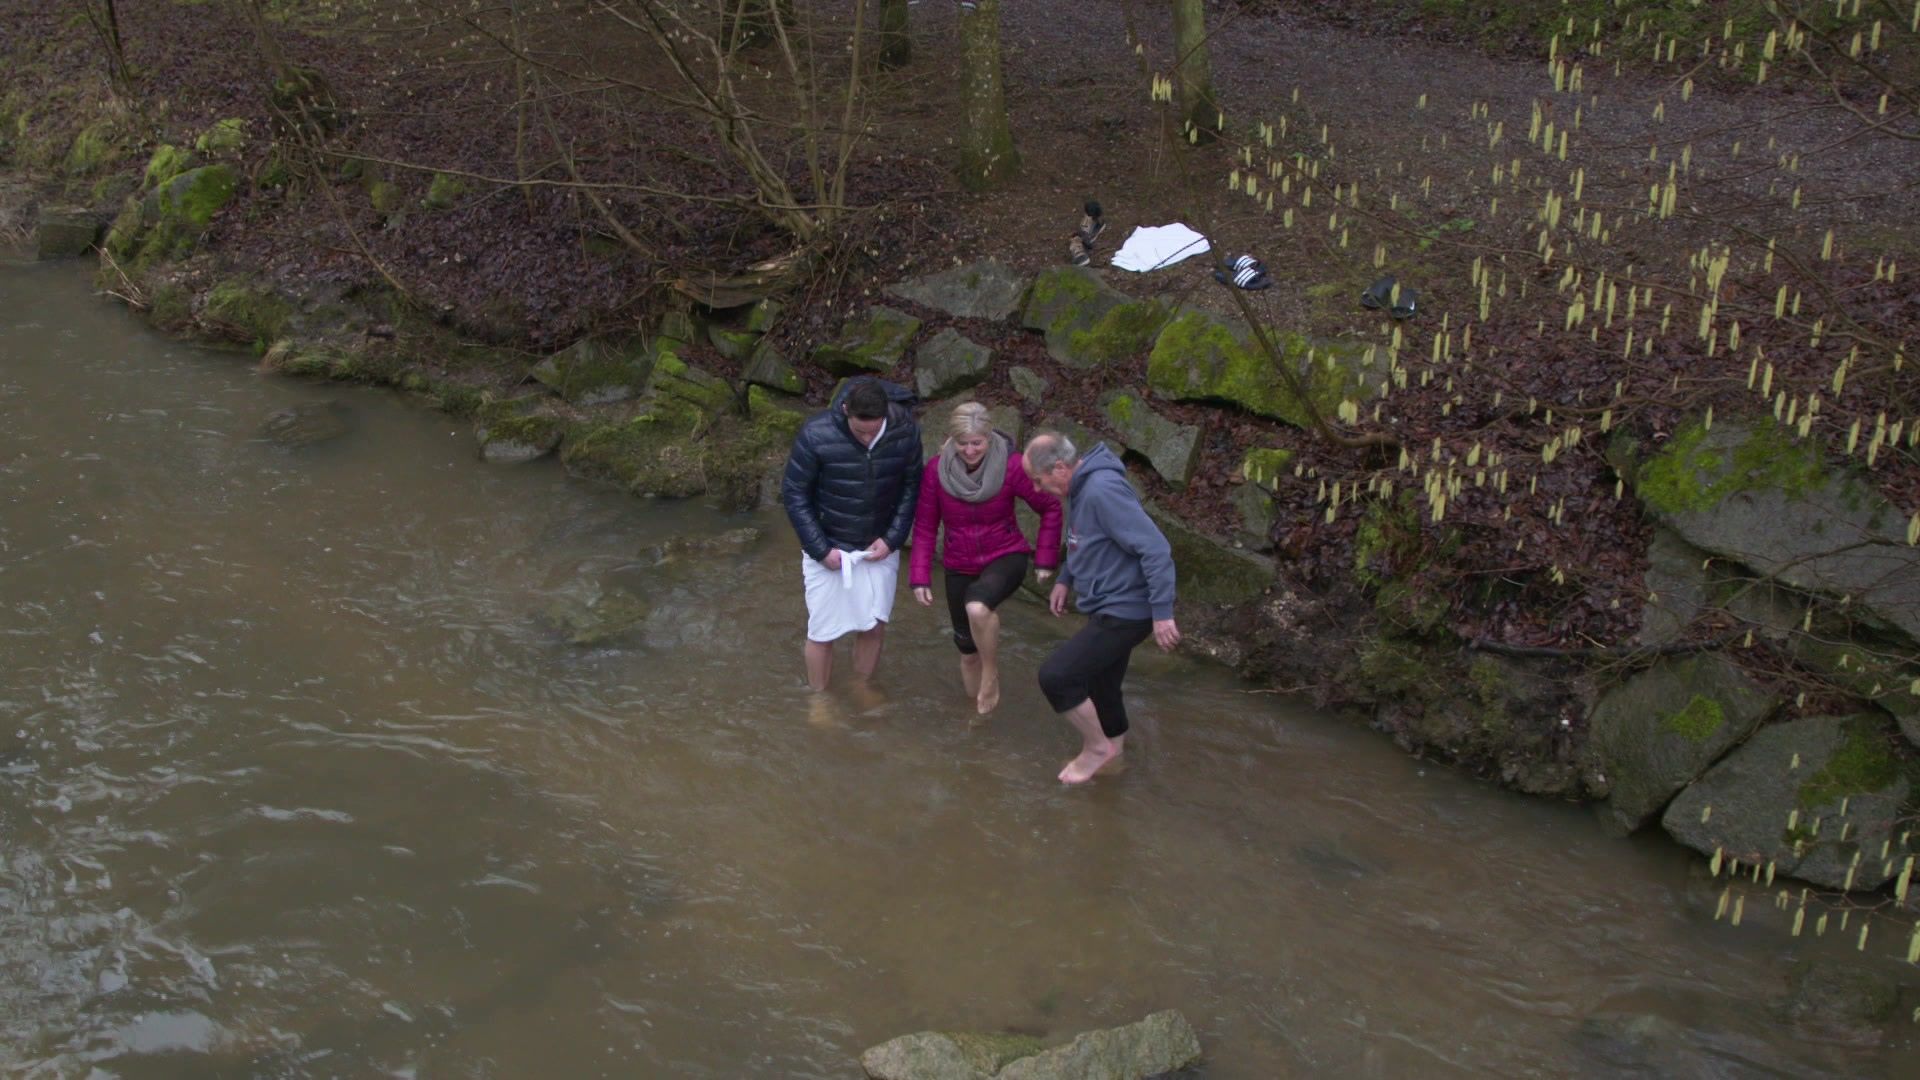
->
xmin=1023 ymin=431 xmax=1078 ymax=473
xmin=947 ymin=401 xmax=993 ymax=440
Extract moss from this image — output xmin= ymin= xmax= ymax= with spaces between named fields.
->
xmin=1106 ymin=393 xmax=1135 ymax=423
xmin=1797 ymin=718 xmax=1900 ymax=810
xmin=1636 ymin=417 xmax=1825 ymax=515
xmin=1146 ymin=311 xmax=1360 ymax=428
xmin=368 ymin=180 xmax=403 ymax=214
xmin=421 ymin=172 xmax=467 ymax=210
xmin=1357 ymin=635 xmax=1433 ymax=697
xmin=1353 ymin=495 xmax=1420 ymax=588
xmin=193 ymin=118 xmax=250 ymax=157
xmin=560 ymin=400 xmax=710 ymax=498
xmin=813 ymin=307 xmax=919 ymax=373
xmin=747 ymin=385 xmax=805 ymax=440
xmin=142 ymin=145 xmax=192 ymax=190
xmin=203 ymin=280 xmax=292 ymax=344
xmin=1661 ymin=694 xmax=1725 ymax=744
xmin=63 ymin=119 xmax=120 ymax=176
xmin=1240 ymin=447 xmax=1294 ymax=491
xmin=480 ymin=412 xmax=562 ymax=447
xmin=148 ymin=284 xmax=191 ymax=329
xmin=436 ymin=383 xmax=487 ymax=417
xmin=1062 ymin=301 xmax=1169 ymax=365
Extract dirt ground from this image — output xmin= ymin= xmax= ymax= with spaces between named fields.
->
xmin=5 ymin=0 xmax=1917 ymax=658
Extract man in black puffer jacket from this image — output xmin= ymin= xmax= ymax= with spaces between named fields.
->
xmin=782 ymin=378 xmax=922 ymax=692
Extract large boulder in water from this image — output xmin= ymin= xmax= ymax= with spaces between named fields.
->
xmin=545 ymin=585 xmax=651 ymax=646
xmin=861 ymin=1031 xmax=1042 ymax=1080
xmin=1662 ymin=714 xmax=1913 ymax=890
xmin=34 ymin=205 xmax=102 ymax=259
xmin=257 ymin=401 xmax=351 ymax=447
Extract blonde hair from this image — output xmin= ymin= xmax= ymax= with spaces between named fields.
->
xmin=947 ymin=401 xmax=993 ymax=440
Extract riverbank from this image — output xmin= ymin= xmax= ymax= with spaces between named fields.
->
xmin=5 ymin=0 xmax=1919 ymax=907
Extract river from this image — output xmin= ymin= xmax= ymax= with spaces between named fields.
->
xmin=0 ymin=255 xmax=1906 ymax=1076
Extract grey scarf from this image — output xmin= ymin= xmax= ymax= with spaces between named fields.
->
xmin=938 ymin=431 xmax=1009 ymax=503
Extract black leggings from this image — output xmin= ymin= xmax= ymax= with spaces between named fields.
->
xmin=1037 ymin=613 xmax=1154 ymax=737
xmin=944 ymin=552 xmax=1030 ymax=654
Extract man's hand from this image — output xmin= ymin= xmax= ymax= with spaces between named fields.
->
xmin=1153 ymin=618 xmax=1181 ymax=651
xmin=1049 ymin=583 xmax=1069 ymax=616
xmin=822 ymin=549 xmax=843 ymax=571
xmin=912 ymin=586 xmax=933 ymax=606
xmin=866 ymin=538 xmax=892 ymax=560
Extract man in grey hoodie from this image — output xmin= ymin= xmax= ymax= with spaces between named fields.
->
xmin=1022 ymin=432 xmax=1180 ymax=784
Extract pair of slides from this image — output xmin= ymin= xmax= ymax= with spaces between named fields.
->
xmin=1360 ymin=274 xmax=1419 ymax=320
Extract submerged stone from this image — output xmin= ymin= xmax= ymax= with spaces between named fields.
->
xmin=1782 ymin=959 xmax=1900 ymax=1040
xmin=545 ymin=585 xmax=651 ymax=646
xmin=257 ymin=401 xmax=352 ymax=447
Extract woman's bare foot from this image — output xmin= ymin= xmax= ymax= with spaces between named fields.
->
xmin=959 ymin=654 xmax=982 ymax=700
xmin=1058 ymin=740 xmax=1120 ymax=784
xmin=975 ymin=668 xmax=1000 ymax=714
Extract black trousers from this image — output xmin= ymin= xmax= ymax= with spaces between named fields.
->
xmin=1038 ymin=613 xmax=1154 ymax=737
xmin=944 ymin=552 xmax=1030 ymax=654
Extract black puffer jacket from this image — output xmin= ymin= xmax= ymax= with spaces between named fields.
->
xmin=782 ymin=379 xmax=923 ymax=562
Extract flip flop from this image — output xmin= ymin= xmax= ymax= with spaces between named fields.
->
xmin=1360 ymin=274 xmax=1396 ymax=310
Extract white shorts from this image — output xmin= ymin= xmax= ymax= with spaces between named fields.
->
xmin=802 ymin=550 xmax=900 ymax=643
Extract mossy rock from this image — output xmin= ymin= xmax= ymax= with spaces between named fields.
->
xmin=477 ymin=409 xmax=564 ymax=464
xmin=1019 ymin=266 xmax=1138 ymax=368
xmin=560 ymin=401 xmax=712 ymax=499
xmin=1100 ymin=389 xmax=1203 ymax=487
xmin=421 ymin=172 xmax=468 ymax=211
xmin=109 ymin=165 xmax=241 ymax=269
xmin=142 ymin=145 xmax=193 ymax=190
xmin=193 ymin=118 xmax=250 ymax=158
xmin=913 ymin=328 xmax=992 ymax=401
xmin=1587 ymin=653 xmax=1778 ymax=833
xmin=1229 ymin=482 xmax=1277 ymax=551
xmin=1625 ymin=418 xmax=1920 ymax=650
xmin=33 ymin=206 xmax=101 ymax=260
xmin=747 ymin=385 xmax=806 ymax=440
xmin=653 ymin=350 xmax=738 ymax=415
xmin=1662 ymin=714 xmax=1913 ymax=890
xmin=1144 ymin=500 xmax=1272 ymax=606
xmin=706 ymin=322 xmax=760 ymax=363
xmin=531 ymin=337 xmax=656 ymax=406
xmin=63 ymin=119 xmax=121 ymax=176
xmin=268 ymin=66 xmax=341 ymax=133
xmin=744 ymin=298 xmax=784 ymax=333
xmin=1147 ymin=310 xmax=1366 ymax=428
xmin=743 ymin=340 xmax=803 ymax=395
xmin=367 ymin=180 xmax=403 ymax=215
xmin=546 ymin=586 xmax=651 ymax=646
xmin=1010 ymin=365 xmax=1048 ymax=403
xmin=201 ymin=280 xmax=292 ymax=344
xmin=1240 ymin=447 xmax=1295 ymax=493
xmin=810 ymin=306 xmax=920 ymax=375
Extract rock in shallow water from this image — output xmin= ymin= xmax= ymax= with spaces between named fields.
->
xmin=257 ymin=401 xmax=352 ymax=447
xmin=861 ymin=1010 xmax=1200 ymax=1080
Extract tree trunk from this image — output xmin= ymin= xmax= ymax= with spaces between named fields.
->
xmin=957 ymin=0 xmax=1018 ymax=190
xmin=1171 ymin=0 xmax=1219 ymax=141
xmin=877 ymin=0 xmax=910 ymax=69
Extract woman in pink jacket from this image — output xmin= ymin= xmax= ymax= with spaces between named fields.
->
xmin=911 ymin=403 xmax=1064 ymax=714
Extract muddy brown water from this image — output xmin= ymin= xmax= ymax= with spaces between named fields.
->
xmin=0 ymin=257 xmax=1908 ymax=1077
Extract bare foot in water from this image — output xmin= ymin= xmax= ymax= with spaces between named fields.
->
xmin=1058 ymin=742 xmax=1120 ymax=784
xmin=976 ymin=671 xmax=1000 ymax=715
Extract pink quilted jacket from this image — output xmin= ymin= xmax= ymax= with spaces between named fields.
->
xmin=909 ymin=452 xmax=1063 ymax=586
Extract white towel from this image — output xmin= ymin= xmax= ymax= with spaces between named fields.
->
xmin=1110 ymin=223 xmax=1211 ymax=272
xmin=802 ymin=551 xmax=900 ymax=642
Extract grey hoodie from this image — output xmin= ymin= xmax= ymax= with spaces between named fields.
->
xmin=1059 ymin=443 xmax=1176 ymax=620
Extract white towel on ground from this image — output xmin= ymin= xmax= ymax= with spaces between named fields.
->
xmin=1109 ymin=223 xmax=1211 ymax=272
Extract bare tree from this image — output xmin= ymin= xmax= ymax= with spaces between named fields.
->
xmin=1171 ymin=0 xmax=1219 ymax=141
xmin=76 ymin=0 xmax=134 ymax=99
xmin=877 ymin=0 xmax=910 ymax=69
xmin=957 ymin=0 xmax=1017 ymax=190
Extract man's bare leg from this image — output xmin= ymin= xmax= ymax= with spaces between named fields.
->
xmin=959 ymin=653 xmax=983 ymax=699
xmin=851 ymin=623 xmax=886 ymax=680
xmin=966 ymin=601 xmax=1002 ymax=714
xmin=1057 ymin=700 xmax=1121 ymax=784
xmin=804 ymin=639 xmax=834 ymax=692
